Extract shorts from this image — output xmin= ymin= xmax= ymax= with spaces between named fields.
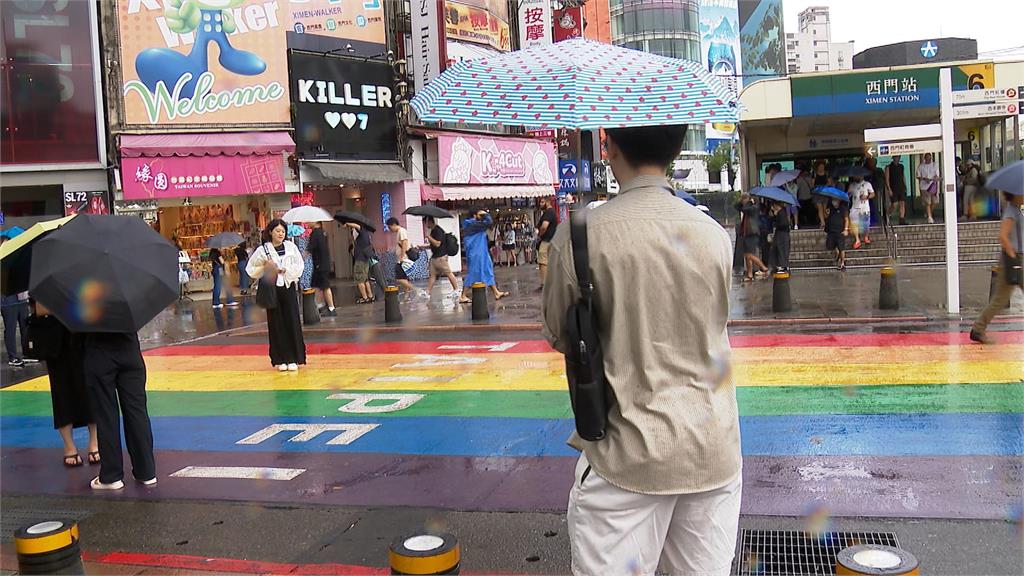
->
xmin=813 ymin=195 xmax=828 ymax=206
xmin=502 ymin=243 xmax=516 ymax=251
xmin=741 ymin=234 xmax=759 ymax=255
xmin=921 ymin=190 xmax=939 ymax=206
xmin=850 ymin=210 xmax=870 ymax=233
xmin=353 ymin=260 xmax=369 ymax=283
xmin=429 ymin=257 xmax=451 ymax=278
xmin=826 ymin=232 xmax=847 ymax=252
xmin=394 ymin=262 xmax=409 ymax=281
xmin=538 ymin=241 xmax=552 ymax=265
xmin=311 ymin=267 xmax=330 ymax=289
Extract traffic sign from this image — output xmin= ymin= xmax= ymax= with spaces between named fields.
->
xmin=866 ymin=139 xmax=943 ymax=157
xmin=951 ymin=101 xmax=1018 ymax=120
xmin=952 ymin=86 xmax=1018 ymax=105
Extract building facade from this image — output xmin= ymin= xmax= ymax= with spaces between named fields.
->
xmin=785 ymin=6 xmax=853 ymax=74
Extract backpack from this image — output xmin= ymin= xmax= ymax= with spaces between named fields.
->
xmin=444 ymin=232 xmax=460 ymax=256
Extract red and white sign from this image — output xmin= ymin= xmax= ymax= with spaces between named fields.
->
xmin=517 ymin=0 xmax=552 ymax=49
xmin=121 ymin=155 xmax=286 ymax=200
xmin=437 ymin=134 xmax=557 ymax=185
xmin=552 ymin=6 xmax=583 ymax=43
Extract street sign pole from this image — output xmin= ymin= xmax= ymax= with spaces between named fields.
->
xmin=939 ymin=68 xmax=960 ymax=316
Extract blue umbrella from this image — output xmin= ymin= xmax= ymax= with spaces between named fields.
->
xmin=769 ymin=169 xmax=801 ymax=187
xmin=986 ymin=159 xmax=1023 ymax=195
xmin=674 ymin=188 xmax=698 ymax=206
xmin=750 ymin=186 xmax=797 ymax=206
xmin=411 ymin=38 xmax=736 ymax=129
xmin=0 ymin=226 xmax=25 ymax=240
xmin=812 ymin=186 xmax=850 ymax=203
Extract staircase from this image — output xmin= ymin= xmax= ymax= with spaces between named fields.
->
xmin=789 ymin=221 xmax=1003 ymax=269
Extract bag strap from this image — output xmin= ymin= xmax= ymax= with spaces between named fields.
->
xmin=569 ymin=209 xmax=593 ymax=303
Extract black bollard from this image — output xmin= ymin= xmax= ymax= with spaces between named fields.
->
xmin=15 ymin=520 xmax=84 ymax=575
xmin=384 ymin=286 xmax=402 ymax=323
xmin=772 ymin=271 xmax=792 ymax=313
xmin=302 ymin=288 xmax=320 ymax=325
xmin=879 ymin=266 xmax=900 ymax=310
xmin=471 ymin=282 xmax=489 ymax=320
xmin=389 ymin=533 xmax=460 ymax=575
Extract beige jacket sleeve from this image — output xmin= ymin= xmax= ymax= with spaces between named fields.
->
xmin=540 ymin=223 xmax=579 ymax=355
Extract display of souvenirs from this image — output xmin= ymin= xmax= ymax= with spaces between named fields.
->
xmin=170 ymin=203 xmax=254 ymax=280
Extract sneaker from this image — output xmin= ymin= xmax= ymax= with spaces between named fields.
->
xmin=138 ymin=477 xmax=158 ymax=486
xmin=928 ymin=217 xmax=935 ymax=224
xmin=212 ymin=304 xmax=224 ymax=309
xmin=969 ymin=329 xmax=992 ymax=345
xmin=278 ymin=364 xmax=289 ymax=372
xmin=226 ymin=301 xmax=240 ymax=307
xmin=419 ymin=290 xmax=430 ymax=299
xmin=324 ymin=308 xmax=337 ymax=317
xmin=91 ymin=476 xmax=125 ymax=490
xmin=8 ymin=358 xmax=24 ymax=368
xmin=287 ymin=363 xmax=298 ymax=371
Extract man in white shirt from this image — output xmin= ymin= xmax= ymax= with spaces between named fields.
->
xmin=917 ymin=153 xmax=940 ymax=224
xmin=847 ymin=175 xmax=875 ymax=249
xmin=386 ymin=217 xmax=424 ymax=297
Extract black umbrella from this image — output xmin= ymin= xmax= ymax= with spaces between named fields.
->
xmin=403 ymin=205 xmax=454 ymax=219
xmin=29 ymin=214 xmax=178 ymax=333
xmin=206 ymin=231 xmax=245 ymax=249
xmin=334 ymin=210 xmax=377 ymax=233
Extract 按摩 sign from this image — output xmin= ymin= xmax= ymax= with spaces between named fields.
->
xmin=866 ymin=139 xmax=943 ymax=158
xmin=116 ymin=0 xmax=290 ymax=126
xmin=952 ymin=102 xmax=1018 ymax=120
xmin=517 ymin=0 xmax=552 ymax=49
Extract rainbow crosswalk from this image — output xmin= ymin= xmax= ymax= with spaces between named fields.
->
xmin=1 ymin=331 xmax=1021 ymax=519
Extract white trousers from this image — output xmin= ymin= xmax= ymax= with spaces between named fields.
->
xmin=568 ymin=454 xmax=742 ymax=576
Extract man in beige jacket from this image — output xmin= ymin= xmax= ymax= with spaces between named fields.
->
xmin=542 ymin=125 xmax=741 ymax=576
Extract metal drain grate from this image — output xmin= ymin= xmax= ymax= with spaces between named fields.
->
xmin=732 ymin=530 xmax=900 ymax=576
xmin=0 ymin=509 xmax=93 ymax=543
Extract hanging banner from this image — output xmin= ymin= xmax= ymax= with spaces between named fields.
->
xmin=517 ymin=0 xmax=552 ymax=50
xmin=287 ymin=0 xmax=385 ymax=45
xmin=411 ymin=0 xmax=445 ymax=92
xmin=116 ymin=0 xmax=290 ymax=126
xmin=444 ymin=1 xmax=511 ymax=52
xmin=738 ymin=0 xmax=786 ymax=82
xmin=438 ymin=134 xmax=556 ymax=185
xmin=552 ymin=6 xmax=583 ymax=43
xmin=701 ymin=0 xmax=741 ymax=141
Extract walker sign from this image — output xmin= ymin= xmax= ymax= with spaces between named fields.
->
xmin=289 ymin=52 xmax=398 ymax=160
xmin=117 ymin=0 xmax=290 ymax=126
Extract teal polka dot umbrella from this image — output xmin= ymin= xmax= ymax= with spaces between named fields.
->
xmin=410 ymin=38 xmax=736 ymax=129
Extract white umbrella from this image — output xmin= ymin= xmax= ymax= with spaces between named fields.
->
xmin=282 ymin=206 xmax=333 ymax=223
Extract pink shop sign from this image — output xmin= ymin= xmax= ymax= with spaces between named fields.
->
xmin=121 ymin=154 xmax=285 ymax=200
xmin=438 ymin=134 xmax=557 ymax=185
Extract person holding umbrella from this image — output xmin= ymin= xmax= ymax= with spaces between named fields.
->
xmin=245 ymin=219 xmax=307 ymax=371
xmin=736 ymin=193 xmax=769 ymax=282
xmin=825 ymin=196 xmax=851 ymax=271
xmin=424 ymin=216 xmax=461 ymax=299
xmin=234 ymin=241 xmax=251 ymax=295
xmin=208 ymin=247 xmax=237 ymax=308
xmin=307 ymin=222 xmax=336 ymax=317
xmin=460 ymin=208 xmax=508 ymax=304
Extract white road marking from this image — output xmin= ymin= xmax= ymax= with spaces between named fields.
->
xmin=437 ymin=342 xmax=517 ymax=352
xmin=391 ymin=355 xmax=486 ymax=368
xmin=367 ymin=376 xmax=454 ymax=383
xmin=169 ymin=466 xmax=306 ymax=481
xmin=327 ymin=393 xmax=425 ymax=413
xmin=236 ymin=423 xmax=379 ymax=445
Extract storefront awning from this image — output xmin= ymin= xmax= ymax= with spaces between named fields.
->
xmin=120 ymin=132 xmax=295 ymax=157
xmin=423 ymin=185 xmax=556 ymax=201
xmin=308 ymin=162 xmax=411 ymax=184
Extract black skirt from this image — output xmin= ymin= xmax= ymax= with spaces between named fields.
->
xmin=45 ymin=331 xmax=93 ymax=429
xmin=266 ymin=283 xmax=306 ymax=366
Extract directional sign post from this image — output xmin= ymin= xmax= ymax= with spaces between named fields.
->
xmin=951 ymin=86 xmax=1018 ymax=105
xmin=939 ymin=68 xmax=960 ymax=315
xmin=866 ymin=139 xmax=944 ymax=158
xmin=951 ymin=101 xmax=1019 ymax=120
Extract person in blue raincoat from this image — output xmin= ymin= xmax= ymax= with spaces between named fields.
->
xmin=459 ymin=208 xmax=509 ymax=304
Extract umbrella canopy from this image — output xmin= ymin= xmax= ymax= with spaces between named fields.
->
xmin=1 ymin=226 xmax=25 ymax=240
xmin=812 ymin=186 xmax=850 ymax=203
xmin=404 ymin=205 xmax=454 ymax=219
xmin=334 ymin=211 xmax=377 ymax=233
xmin=29 ymin=214 xmax=177 ymax=333
xmin=0 ymin=215 xmax=76 ymax=297
xmin=282 ymin=206 xmax=333 ymax=223
xmin=411 ymin=38 xmax=735 ymax=129
xmin=750 ymin=186 xmax=798 ymax=206
xmin=986 ymin=160 xmax=1023 ymax=195
xmin=769 ymin=170 xmax=801 ymax=187
xmin=206 ymin=231 xmax=245 ymax=249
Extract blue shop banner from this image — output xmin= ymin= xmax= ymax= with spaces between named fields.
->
xmin=558 ymin=160 xmax=591 ymax=193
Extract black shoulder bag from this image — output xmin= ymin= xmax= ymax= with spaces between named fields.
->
xmin=563 ymin=209 xmax=609 ymax=441
xmin=255 ymin=245 xmax=280 ymax=309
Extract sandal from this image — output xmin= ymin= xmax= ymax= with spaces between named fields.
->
xmin=742 ymin=276 xmax=754 ymax=283
xmin=458 ymin=297 xmax=472 ymax=304
xmin=494 ymin=291 xmax=509 ymax=300
xmin=64 ymin=453 xmax=83 ymax=468
xmin=88 ymin=451 xmax=101 ymax=465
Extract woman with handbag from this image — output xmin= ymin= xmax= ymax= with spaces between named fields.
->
xmin=971 ymin=191 xmax=1024 ymax=344
xmin=246 ymin=219 xmax=307 ymax=371
xmin=29 ymin=301 xmax=99 ymax=467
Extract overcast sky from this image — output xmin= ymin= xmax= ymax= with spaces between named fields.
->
xmin=783 ymin=0 xmax=1024 ymax=58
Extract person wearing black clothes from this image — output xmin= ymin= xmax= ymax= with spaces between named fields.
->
xmin=825 ymin=199 xmax=851 ymax=270
xmin=769 ymin=202 xmax=792 ymax=273
xmin=736 ymin=194 xmax=769 ymax=282
xmin=209 ymin=248 xmax=236 ymax=308
xmin=234 ymin=242 xmax=250 ymax=295
xmin=537 ymin=198 xmax=558 ymax=289
xmin=424 ymin=216 xmax=460 ymax=297
xmin=246 ymin=220 xmax=307 ymax=371
xmin=885 ymin=155 xmax=909 ymax=225
xmin=307 ymin=223 xmax=336 ymax=316
xmin=345 ymin=222 xmax=380 ymax=304
xmin=86 ymin=331 xmax=156 ymax=490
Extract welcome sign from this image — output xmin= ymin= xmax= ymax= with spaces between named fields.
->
xmin=117 ymin=0 xmax=290 ymax=126
xmin=289 ymin=52 xmax=398 ymax=160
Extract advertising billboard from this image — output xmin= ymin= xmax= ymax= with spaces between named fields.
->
xmin=444 ymin=0 xmax=511 ymax=52
xmin=289 ymin=52 xmax=399 ymax=160
xmin=700 ymin=0 xmax=741 ymax=144
xmin=1 ymin=0 xmax=104 ymax=167
xmin=116 ymin=0 xmax=291 ymax=127
xmin=738 ymin=0 xmax=786 ymax=82
xmin=517 ymin=0 xmax=552 ymax=49
xmin=287 ymin=0 xmax=385 ymax=45
xmin=438 ymin=134 xmax=556 ymax=185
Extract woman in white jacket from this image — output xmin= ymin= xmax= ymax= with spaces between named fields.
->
xmin=246 ymin=219 xmax=307 ymax=371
